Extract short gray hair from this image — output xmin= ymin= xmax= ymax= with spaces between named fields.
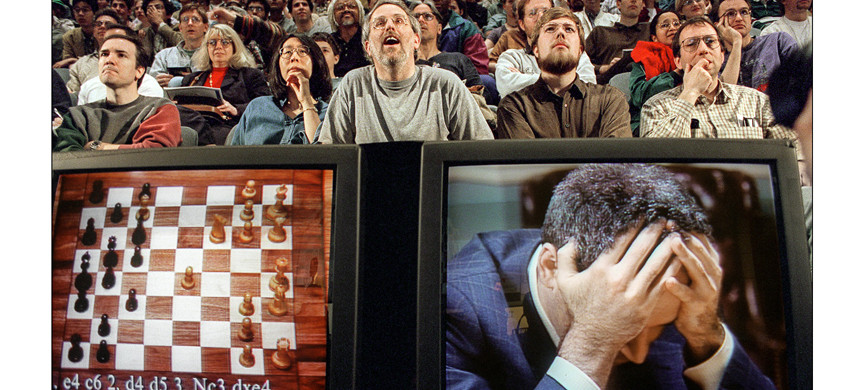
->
xmin=361 ymin=0 xmax=421 ymax=44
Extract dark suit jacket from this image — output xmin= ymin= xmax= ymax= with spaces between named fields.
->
xmin=446 ymin=229 xmax=777 ymax=390
xmin=181 ymin=67 xmax=270 ymax=145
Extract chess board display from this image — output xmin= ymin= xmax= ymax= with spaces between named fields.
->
xmin=52 ymin=169 xmax=333 ymax=389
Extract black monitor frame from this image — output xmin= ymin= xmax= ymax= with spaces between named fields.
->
xmin=417 ymin=138 xmax=812 ymax=390
xmin=51 ymin=145 xmax=360 ymax=389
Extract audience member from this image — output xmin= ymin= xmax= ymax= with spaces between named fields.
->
xmin=53 ymin=69 xmax=73 ymax=119
xmin=139 ymin=0 xmax=182 ymax=61
xmin=78 ymin=23 xmax=164 ymax=103
xmin=53 ymin=0 xmax=77 ymax=65
xmin=230 ymin=34 xmax=332 ymax=144
xmin=327 ymin=0 xmax=370 ymax=76
xmin=56 ymin=0 xmax=99 ymax=68
xmin=717 ymin=0 xmax=796 ymax=91
xmin=266 ymin=0 xmax=296 ymax=32
xmin=411 ymin=1 xmax=483 ymax=91
xmin=286 ymin=0 xmax=333 ymax=35
xmin=181 ymin=24 xmax=271 ymax=144
xmin=484 ymin=0 xmax=518 ymax=50
xmin=675 ymin=0 xmax=710 ymax=19
xmin=208 ymin=5 xmax=285 ymax=74
xmin=584 ymin=0 xmax=650 ymax=84
xmin=571 ymin=0 xmax=620 ymax=42
xmin=317 ymin=0 xmax=493 ymax=143
xmin=245 ymin=0 xmax=269 ymax=19
xmin=131 ymin=0 xmax=147 ymax=29
xmin=627 ymin=11 xmax=680 ymax=136
xmin=311 ymin=32 xmax=343 ymax=89
xmin=639 ymin=16 xmax=804 ymax=182
xmin=759 ymin=0 xmax=810 ymax=47
xmin=149 ymin=4 xmax=209 ymax=87
xmin=54 ymin=34 xmax=181 ymax=151
xmin=110 ymin=0 xmax=134 ymax=25
xmin=488 ymin=0 xmax=548 ymax=71
xmin=496 ymin=8 xmax=631 ymax=138
xmin=434 ymin=0 xmax=491 ymax=75
xmin=67 ymin=8 xmax=122 ymax=93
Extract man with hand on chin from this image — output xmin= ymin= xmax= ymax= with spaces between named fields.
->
xmin=445 ymin=163 xmax=776 ymax=389
xmin=495 ymin=7 xmax=630 ymax=138
xmin=317 ymin=0 xmax=492 ymax=143
xmin=54 ymin=34 xmax=181 ymax=151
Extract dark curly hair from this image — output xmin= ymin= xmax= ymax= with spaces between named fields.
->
xmin=266 ymin=34 xmax=333 ymax=103
xmin=542 ymin=164 xmax=712 ymax=271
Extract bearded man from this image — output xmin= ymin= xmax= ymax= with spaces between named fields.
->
xmin=495 ymin=7 xmax=631 ymax=138
xmin=316 ymin=0 xmax=493 ymax=143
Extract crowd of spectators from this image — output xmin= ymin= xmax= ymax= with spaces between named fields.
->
xmin=50 ymin=0 xmax=812 ymax=184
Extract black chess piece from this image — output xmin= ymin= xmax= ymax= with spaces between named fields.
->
xmin=139 ymin=183 xmax=151 ymax=201
xmin=103 ymin=238 xmax=118 ymax=269
xmin=74 ymin=253 xmax=93 ymax=293
xmin=110 ymin=203 xmax=124 ymax=224
xmin=81 ymin=218 xmax=97 ymax=246
xmin=96 ymin=340 xmax=111 ymax=363
xmin=89 ymin=180 xmax=104 ymax=204
xmin=131 ymin=216 xmax=147 ymax=246
xmin=130 ymin=245 xmax=143 ymax=268
xmin=73 ymin=289 xmax=90 ymax=313
xmin=101 ymin=266 xmax=115 ymax=290
xmin=125 ymin=289 xmax=138 ymax=312
xmin=67 ymin=334 xmax=84 ymax=363
xmin=97 ymin=314 xmax=111 ymax=337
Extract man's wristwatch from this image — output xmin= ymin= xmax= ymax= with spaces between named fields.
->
xmin=89 ymin=141 xmax=102 ymax=150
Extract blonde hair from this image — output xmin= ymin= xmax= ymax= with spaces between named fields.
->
xmin=191 ymin=24 xmax=256 ymax=70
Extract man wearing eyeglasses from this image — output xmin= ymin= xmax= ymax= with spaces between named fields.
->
xmin=326 ymin=0 xmax=370 ymax=76
xmin=584 ymin=0 xmax=650 ymax=84
xmin=639 ymin=17 xmax=806 ymax=183
xmin=317 ymin=0 xmax=493 ymax=143
xmin=150 ymin=4 xmax=209 ymax=87
xmin=716 ymin=0 xmax=797 ymax=91
xmin=496 ymin=8 xmax=631 ymax=139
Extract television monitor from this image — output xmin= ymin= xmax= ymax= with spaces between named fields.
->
xmin=51 ymin=146 xmax=359 ymax=390
xmin=418 ymin=139 xmax=811 ymax=390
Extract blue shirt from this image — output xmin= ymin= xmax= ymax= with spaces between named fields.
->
xmin=230 ymin=95 xmax=328 ymax=145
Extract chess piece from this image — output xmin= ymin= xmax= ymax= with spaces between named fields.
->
xmin=96 ymin=340 xmax=111 ymax=363
xmin=131 ymin=215 xmax=147 ymax=246
xmin=268 ymin=285 xmax=288 ymax=316
xmin=138 ymin=183 xmax=151 ymax=201
xmin=269 ymin=258 xmax=290 ymax=292
xmin=209 ymin=214 xmax=227 ymax=244
xmin=136 ymin=193 xmax=150 ymax=221
xmin=265 ymin=185 xmax=289 ymax=221
xmin=241 ymin=180 xmax=257 ymax=200
xmin=130 ymin=245 xmax=143 ymax=268
xmin=125 ymin=289 xmax=138 ymax=312
xmin=267 ymin=216 xmax=287 ymax=243
xmin=238 ymin=317 xmax=254 ymax=341
xmin=239 ymin=292 xmax=255 ymax=316
xmin=110 ymin=202 xmax=124 ymax=224
xmin=103 ymin=236 xmax=118 ymax=269
xmin=74 ymin=253 xmax=93 ymax=293
xmin=240 ymin=199 xmax=255 ymax=222
xmin=238 ymin=221 xmax=254 ymax=244
xmin=74 ymin=289 xmax=90 ymax=313
xmin=67 ymin=334 xmax=84 ymax=363
xmin=81 ymin=218 xmax=97 ymax=246
xmin=239 ymin=344 xmax=255 ymax=368
xmin=181 ymin=266 xmax=195 ymax=289
xmin=89 ymin=180 xmax=104 ymax=204
xmin=271 ymin=338 xmax=292 ymax=370
xmin=101 ymin=265 xmax=116 ymax=290
xmin=98 ymin=314 xmax=111 ymax=337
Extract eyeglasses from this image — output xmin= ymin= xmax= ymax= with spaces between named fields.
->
xmin=526 ymin=6 xmax=549 ymax=17
xmin=413 ymin=12 xmax=436 ymax=22
xmin=181 ymin=16 xmax=203 ymax=23
xmin=334 ymin=2 xmax=358 ymax=11
xmin=207 ymin=38 xmax=233 ymax=47
xmin=94 ymin=20 xmax=114 ymax=27
xmin=658 ymin=20 xmax=681 ymax=29
xmin=679 ymin=34 xmax=719 ymax=52
xmin=371 ymin=15 xmax=409 ymax=30
xmin=721 ymin=8 xmax=751 ymax=19
xmin=72 ymin=6 xmax=93 ymax=13
xmin=682 ymin=0 xmax=700 ymax=6
xmin=279 ymin=45 xmax=311 ymax=58
xmin=247 ymin=5 xmax=265 ymax=11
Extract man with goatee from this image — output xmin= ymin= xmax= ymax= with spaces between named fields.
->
xmin=495 ymin=7 xmax=631 ymax=139
xmin=317 ymin=0 xmax=493 ymax=143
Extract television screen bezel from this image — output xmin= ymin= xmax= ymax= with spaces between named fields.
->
xmin=51 ymin=145 xmax=360 ymax=390
xmin=417 ymin=138 xmax=812 ymax=390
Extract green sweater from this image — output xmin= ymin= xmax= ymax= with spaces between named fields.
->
xmin=628 ymin=63 xmax=682 ymax=137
